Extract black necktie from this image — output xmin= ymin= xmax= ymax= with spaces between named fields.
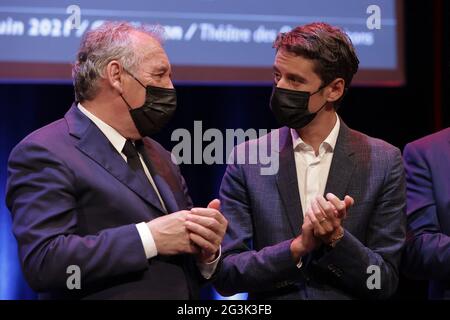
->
xmin=122 ymin=139 xmax=145 ymax=173
xmin=122 ymin=139 xmax=167 ymax=213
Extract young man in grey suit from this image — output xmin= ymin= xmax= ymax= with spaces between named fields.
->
xmin=214 ymin=22 xmax=406 ymax=299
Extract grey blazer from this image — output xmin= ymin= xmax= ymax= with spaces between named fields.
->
xmin=214 ymin=120 xmax=406 ymax=299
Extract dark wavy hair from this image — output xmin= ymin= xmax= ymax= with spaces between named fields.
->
xmin=273 ymin=22 xmax=360 ymax=89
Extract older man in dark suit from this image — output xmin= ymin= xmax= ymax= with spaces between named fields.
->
xmin=214 ymin=23 xmax=406 ymax=299
xmin=6 ymin=21 xmax=227 ymax=299
xmin=402 ymin=128 xmax=450 ymax=299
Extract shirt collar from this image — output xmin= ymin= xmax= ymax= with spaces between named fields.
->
xmin=77 ymin=103 xmax=127 ymax=155
xmin=291 ymin=114 xmax=340 ymax=153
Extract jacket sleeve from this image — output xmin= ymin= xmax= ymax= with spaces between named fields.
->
xmin=402 ymin=142 xmax=450 ymax=280
xmin=213 ymin=158 xmax=303 ymax=297
xmin=6 ymin=141 xmax=149 ymax=292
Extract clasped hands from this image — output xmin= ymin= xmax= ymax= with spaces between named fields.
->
xmin=147 ymin=199 xmax=228 ymax=263
xmin=291 ymin=193 xmax=354 ymax=261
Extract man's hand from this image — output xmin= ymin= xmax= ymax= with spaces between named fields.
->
xmin=325 ymin=193 xmax=354 ymax=220
xmin=306 ymin=193 xmax=354 ymax=245
xmin=290 ymin=214 xmax=321 ymax=262
xmin=147 ymin=210 xmax=198 ymax=255
xmin=185 ymin=199 xmax=228 ymax=263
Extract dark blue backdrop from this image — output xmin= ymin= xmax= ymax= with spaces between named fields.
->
xmin=1 ymin=0 xmax=448 ymax=300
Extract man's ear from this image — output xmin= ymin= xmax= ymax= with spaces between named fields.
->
xmin=105 ymin=60 xmax=123 ymax=94
xmin=326 ymin=78 xmax=345 ymax=103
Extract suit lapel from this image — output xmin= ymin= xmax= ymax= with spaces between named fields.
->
xmin=324 ymin=120 xmax=356 ymax=200
xmin=139 ymin=139 xmax=182 ymax=214
xmin=276 ymin=127 xmax=304 ymax=237
xmin=65 ymin=104 xmax=167 ymax=214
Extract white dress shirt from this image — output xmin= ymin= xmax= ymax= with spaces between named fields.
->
xmin=291 ymin=115 xmax=340 ymax=215
xmin=78 ymin=103 xmax=219 ymax=278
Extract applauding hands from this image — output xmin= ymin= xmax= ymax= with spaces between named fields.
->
xmin=291 ymin=193 xmax=354 ymax=261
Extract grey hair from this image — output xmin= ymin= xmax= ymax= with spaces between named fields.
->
xmin=72 ymin=21 xmax=163 ymax=102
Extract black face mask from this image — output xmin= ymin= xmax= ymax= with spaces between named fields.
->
xmin=270 ymin=85 xmax=328 ymax=129
xmin=120 ymin=69 xmax=177 ymax=137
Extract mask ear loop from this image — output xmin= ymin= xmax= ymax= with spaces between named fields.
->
xmin=309 ymin=82 xmax=330 ymax=114
xmin=123 ymin=67 xmax=147 ymax=89
xmin=314 ymin=100 xmax=329 ymax=114
xmin=312 ymin=80 xmax=348 ymax=111
xmin=310 ymin=86 xmax=324 ymax=96
xmin=120 ymin=67 xmax=147 ymax=111
xmin=120 ymin=94 xmax=133 ymax=111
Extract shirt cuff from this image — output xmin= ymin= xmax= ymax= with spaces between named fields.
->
xmin=197 ymin=246 xmax=221 ymax=279
xmin=296 ymin=256 xmax=303 ymax=269
xmin=136 ymin=222 xmax=158 ymax=259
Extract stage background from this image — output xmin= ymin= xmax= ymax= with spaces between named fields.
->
xmin=1 ymin=0 xmax=449 ymax=299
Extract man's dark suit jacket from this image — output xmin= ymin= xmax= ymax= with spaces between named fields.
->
xmin=6 ymin=104 xmax=202 ymax=299
xmin=214 ymin=120 xmax=406 ymax=299
xmin=402 ymin=128 xmax=450 ymax=299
